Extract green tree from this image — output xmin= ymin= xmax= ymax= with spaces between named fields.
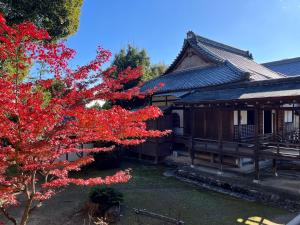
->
xmin=112 ymin=44 xmax=167 ymax=82
xmin=111 ymin=45 xmax=167 ymax=109
xmin=148 ymin=63 xmax=168 ymax=81
xmin=112 ymin=44 xmax=151 ymax=80
xmin=0 ymin=0 xmax=83 ymax=40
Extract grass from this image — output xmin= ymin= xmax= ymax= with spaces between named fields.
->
xmin=81 ymin=161 xmax=291 ymax=225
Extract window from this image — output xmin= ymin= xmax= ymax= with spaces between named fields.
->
xmin=284 ymin=111 xmax=293 ymax=123
xmin=234 ymin=110 xmax=255 ymax=125
xmin=234 ymin=111 xmax=238 ymax=125
xmin=240 ymin=111 xmax=247 ymax=125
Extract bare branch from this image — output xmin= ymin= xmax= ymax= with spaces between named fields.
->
xmin=0 ymin=207 xmax=17 ymax=225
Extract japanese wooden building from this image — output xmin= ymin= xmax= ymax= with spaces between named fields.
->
xmin=136 ymin=31 xmax=300 ymax=179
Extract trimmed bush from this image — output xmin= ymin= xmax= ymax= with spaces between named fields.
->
xmin=89 ymin=186 xmax=123 ymax=214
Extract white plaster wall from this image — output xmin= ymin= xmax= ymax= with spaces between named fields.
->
xmin=172 ymin=109 xmax=184 ymax=135
xmin=57 ymin=143 xmax=93 ymax=162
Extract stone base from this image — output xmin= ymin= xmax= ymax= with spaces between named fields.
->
xmin=174 ymin=166 xmax=300 ymax=212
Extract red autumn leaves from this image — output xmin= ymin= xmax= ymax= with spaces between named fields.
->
xmin=0 ymin=13 xmax=169 ymax=218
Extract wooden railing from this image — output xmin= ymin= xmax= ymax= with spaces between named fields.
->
xmin=190 ymin=138 xmax=255 ymax=157
xmin=174 ymin=134 xmax=300 ymax=160
xmin=260 ymin=141 xmax=300 ymax=159
xmin=234 ymin=125 xmax=255 ymax=139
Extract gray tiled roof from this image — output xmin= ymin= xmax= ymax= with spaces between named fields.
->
xmin=154 ymin=91 xmax=189 ymax=97
xmin=177 ymin=76 xmax=300 ymax=104
xmin=143 ymin=31 xmax=284 ymax=94
xmin=200 ymin=44 xmax=283 ymax=80
xmin=188 ymin=32 xmax=283 ymax=80
xmin=262 ymin=57 xmax=300 ymax=77
xmin=141 ymin=64 xmax=245 ymax=93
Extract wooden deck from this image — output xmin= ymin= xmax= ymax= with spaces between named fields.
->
xmin=174 ymin=135 xmax=300 ymax=161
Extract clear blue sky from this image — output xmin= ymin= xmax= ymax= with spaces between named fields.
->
xmin=66 ymin=0 xmax=300 ymax=67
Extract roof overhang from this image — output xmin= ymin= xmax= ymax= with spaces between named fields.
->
xmin=154 ymin=91 xmax=190 ymax=98
xmin=176 ymin=76 xmax=300 ymax=105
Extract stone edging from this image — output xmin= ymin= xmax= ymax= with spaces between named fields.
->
xmin=173 ymin=167 xmax=300 ymax=212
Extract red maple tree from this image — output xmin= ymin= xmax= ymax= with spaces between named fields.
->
xmin=0 ymin=15 xmax=169 ymax=225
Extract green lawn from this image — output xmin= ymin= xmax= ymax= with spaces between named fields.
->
xmin=83 ymin=161 xmax=291 ymax=225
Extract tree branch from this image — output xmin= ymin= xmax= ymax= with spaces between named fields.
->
xmin=0 ymin=207 xmax=17 ymax=225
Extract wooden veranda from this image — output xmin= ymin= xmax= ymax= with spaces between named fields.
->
xmin=173 ymin=96 xmax=300 ymax=180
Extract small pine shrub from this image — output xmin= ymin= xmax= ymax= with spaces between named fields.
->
xmin=89 ymin=186 xmax=123 ymax=214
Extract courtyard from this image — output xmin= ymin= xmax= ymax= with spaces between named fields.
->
xmin=6 ymin=161 xmax=295 ymax=225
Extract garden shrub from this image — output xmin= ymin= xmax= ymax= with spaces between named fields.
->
xmin=89 ymin=186 xmax=124 ymax=214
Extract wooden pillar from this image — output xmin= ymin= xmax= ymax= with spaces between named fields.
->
xmin=275 ymin=107 xmax=279 ymax=137
xmin=237 ymin=109 xmax=241 ymax=140
xmin=218 ymin=107 xmax=223 ymax=172
xmin=298 ymin=109 xmax=300 ymax=134
xmin=272 ymin=159 xmax=278 ymax=176
xmin=203 ymin=109 xmax=207 ymax=138
xmin=273 ymin=107 xmax=279 ymax=176
xmin=293 ymin=105 xmax=295 ymax=130
xmin=139 ymin=145 xmax=142 ymax=161
xmin=154 ymin=118 xmax=159 ymax=164
xmin=254 ymin=106 xmax=260 ymax=181
xmin=190 ymin=106 xmax=196 ymax=165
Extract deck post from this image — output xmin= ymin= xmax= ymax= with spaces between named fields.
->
xmin=273 ymin=107 xmax=279 ymax=176
xmin=275 ymin=107 xmax=279 ymax=138
xmin=272 ymin=159 xmax=278 ymax=176
xmin=203 ymin=109 xmax=207 ymax=138
xmin=254 ymin=106 xmax=260 ymax=181
xmin=139 ymin=145 xmax=142 ymax=161
xmin=154 ymin=118 xmax=159 ymax=164
xmin=298 ymin=106 xmax=300 ymax=137
xmin=237 ymin=109 xmax=241 ymax=141
xmin=190 ymin=106 xmax=196 ymax=165
xmin=298 ymin=108 xmax=300 ymax=141
xmin=218 ymin=106 xmax=223 ymax=172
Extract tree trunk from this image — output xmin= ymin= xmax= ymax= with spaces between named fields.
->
xmin=19 ymin=197 xmax=34 ymax=225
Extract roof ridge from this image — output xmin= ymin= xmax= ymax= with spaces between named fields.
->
xmin=190 ymin=39 xmax=249 ymax=76
xmin=224 ymin=60 xmax=249 ymax=77
xmin=262 ymin=57 xmax=300 ymax=66
xmin=189 ymin=39 xmax=224 ymax=63
xmin=187 ymin=31 xmax=252 ymax=59
xmin=163 ymin=36 xmax=225 ymax=75
xmin=162 ymin=64 xmax=222 ymax=76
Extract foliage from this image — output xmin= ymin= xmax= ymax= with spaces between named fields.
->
xmin=89 ymin=186 xmax=123 ymax=211
xmin=149 ymin=63 xmax=168 ymax=80
xmin=111 ymin=45 xmax=167 ymax=109
xmin=0 ymin=0 xmax=83 ymax=40
xmin=112 ymin=44 xmax=167 ymax=82
xmin=112 ymin=45 xmax=150 ymax=79
xmin=0 ymin=15 xmax=169 ymax=225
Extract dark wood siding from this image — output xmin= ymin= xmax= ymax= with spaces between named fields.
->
xmin=194 ymin=109 xmax=205 ymax=138
xmin=185 ymin=108 xmax=234 ymax=140
xmin=131 ymin=114 xmax=173 ymax=162
xmin=184 ymin=109 xmax=191 ymax=135
xmin=222 ymin=110 xmax=234 ymax=140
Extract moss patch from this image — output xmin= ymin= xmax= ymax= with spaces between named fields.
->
xmin=82 ymin=161 xmax=291 ymax=225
